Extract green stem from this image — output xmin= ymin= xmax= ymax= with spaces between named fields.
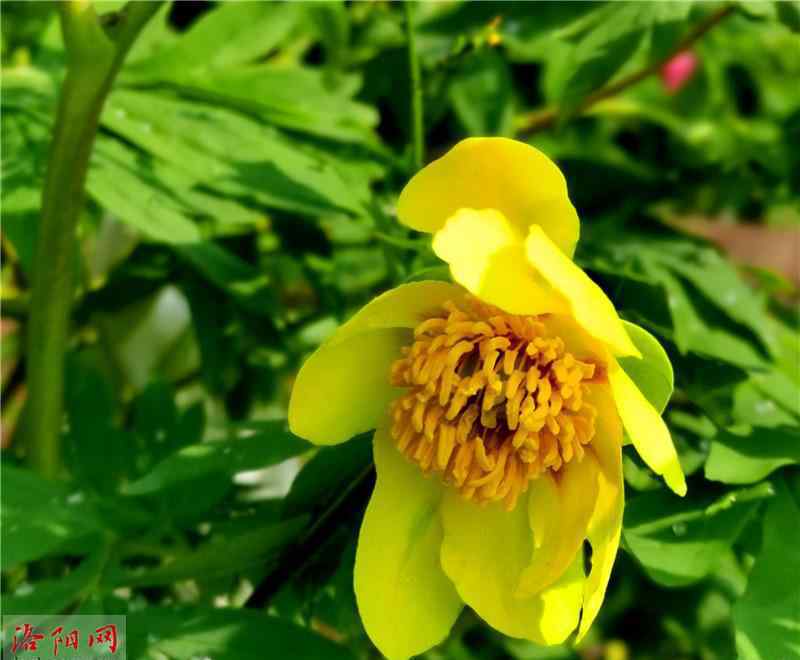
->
xmin=25 ymin=1 xmax=161 ymax=479
xmin=404 ymin=1 xmax=424 ymax=172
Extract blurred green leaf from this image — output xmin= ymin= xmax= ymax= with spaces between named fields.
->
xmin=108 ymin=517 xmax=307 ymax=588
xmin=2 ymin=548 xmax=109 ymax=616
xmin=733 ymin=474 xmax=800 ymax=660
xmin=283 ymin=433 xmax=372 ymax=519
xmin=127 ymin=606 xmax=356 ymax=660
xmin=552 ymin=2 xmax=692 ymax=108
xmin=449 ymin=49 xmax=514 ymax=136
xmin=64 ymin=354 xmax=135 ymax=492
xmin=1 ymin=465 xmax=106 ymax=569
xmin=733 ymin=375 xmax=800 ymax=427
xmin=123 ymin=421 xmax=309 ymax=496
xmin=705 ymin=426 xmax=800 ymax=484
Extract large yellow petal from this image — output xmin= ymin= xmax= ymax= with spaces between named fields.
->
xmin=517 ymin=454 xmax=599 ymax=598
xmin=289 ymin=281 xmax=466 ymax=445
xmin=289 ymin=328 xmax=407 ymax=445
xmin=440 ymin=491 xmax=583 ymax=644
xmin=525 ymin=225 xmax=640 ymax=358
xmin=354 ymin=425 xmax=462 ymax=660
xmin=331 ymin=280 xmax=466 ymax=345
xmin=608 ymin=359 xmax=687 ymax=496
xmin=397 ymin=137 xmax=580 ymax=257
xmin=577 ymin=385 xmax=624 ymax=641
xmin=432 ymin=208 xmax=569 ymax=317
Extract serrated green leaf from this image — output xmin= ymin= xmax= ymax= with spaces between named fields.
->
xmin=123 ymin=2 xmax=299 ymax=81
xmin=102 ymin=89 xmax=372 ymax=216
xmin=623 ymin=485 xmax=772 ymax=587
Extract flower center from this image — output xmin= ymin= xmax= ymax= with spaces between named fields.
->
xmin=389 ymin=297 xmax=601 ymax=511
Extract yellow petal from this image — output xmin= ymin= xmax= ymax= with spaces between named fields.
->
xmin=517 ymin=454 xmax=599 ymax=597
xmin=289 ymin=281 xmax=466 ymax=445
xmin=289 ymin=328 xmax=407 ymax=445
xmin=440 ymin=491 xmax=583 ymax=644
xmin=398 ymin=137 xmax=580 ymax=257
xmin=432 ymin=208 xmax=569 ymax=317
xmin=542 ymin=314 xmax=609 ymax=363
xmin=608 ymin=359 xmax=686 ymax=496
xmin=354 ymin=425 xmax=462 ymax=660
xmin=332 ymin=280 xmax=466 ymax=345
xmin=525 ymin=225 xmax=640 ymax=357
xmin=577 ymin=385 xmax=625 ymax=641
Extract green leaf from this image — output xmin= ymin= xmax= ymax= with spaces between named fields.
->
xmin=123 ymin=421 xmax=310 ymax=496
xmin=622 ymin=484 xmax=773 ymax=587
xmin=87 ymin=138 xmax=203 ymax=244
xmin=102 ymin=89 xmax=374 ymax=216
xmin=733 ymin=474 xmax=800 ymax=660
xmin=177 ymin=65 xmax=380 ymax=145
xmin=552 ymin=2 xmax=692 ymax=108
xmin=619 ymin=320 xmax=674 ymax=413
xmin=176 ymin=243 xmax=277 ymax=315
xmin=733 ymin=375 xmax=800 ymax=428
xmin=108 ymin=518 xmax=307 ymax=588
xmin=449 ymin=49 xmax=514 ymax=136
xmin=776 ymin=1 xmax=800 ymax=32
xmin=64 ymin=354 xmax=136 ymax=492
xmin=656 ymin=247 xmax=781 ymax=360
xmin=127 ymin=607 xmax=356 ymax=660
xmin=123 ymin=2 xmax=299 ymax=81
xmin=283 ymin=433 xmax=372 ymax=519
xmin=705 ymin=426 xmax=800 ymax=484
xmin=2 ymin=548 xmax=109 ymax=616
xmin=638 ymin=257 xmax=768 ymax=369
xmin=1 ymin=465 xmax=105 ymax=569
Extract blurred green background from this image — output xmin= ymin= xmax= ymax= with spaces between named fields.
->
xmin=1 ymin=2 xmax=798 ymax=659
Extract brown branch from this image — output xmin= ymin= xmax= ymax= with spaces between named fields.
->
xmin=517 ymin=4 xmax=736 ymax=136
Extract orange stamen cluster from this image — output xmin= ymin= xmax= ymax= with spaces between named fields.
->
xmin=389 ymin=297 xmax=600 ymax=511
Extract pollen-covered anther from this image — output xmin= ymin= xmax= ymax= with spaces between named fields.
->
xmin=389 ymin=297 xmax=601 ymax=511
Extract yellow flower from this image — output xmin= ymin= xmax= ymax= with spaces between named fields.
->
xmin=289 ymin=138 xmax=686 ymax=659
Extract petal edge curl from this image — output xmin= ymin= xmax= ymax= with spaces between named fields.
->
xmin=608 ymin=360 xmax=686 ymax=496
xmin=525 ymin=225 xmax=640 ymax=357
xmin=398 ymin=137 xmax=580 ymax=257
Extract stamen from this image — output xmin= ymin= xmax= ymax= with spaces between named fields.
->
xmin=389 ymin=296 xmax=602 ymax=511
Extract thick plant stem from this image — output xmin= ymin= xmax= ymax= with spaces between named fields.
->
xmin=405 ymin=1 xmax=424 ymax=172
xmin=25 ymin=1 xmax=160 ymax=479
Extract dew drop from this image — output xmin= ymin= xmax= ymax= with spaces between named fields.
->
xmin=672 ymin=522 xmax=688 ymax=536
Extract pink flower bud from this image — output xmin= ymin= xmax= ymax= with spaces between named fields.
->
xmin=660 ymin=51 xmax=699 ymax=93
